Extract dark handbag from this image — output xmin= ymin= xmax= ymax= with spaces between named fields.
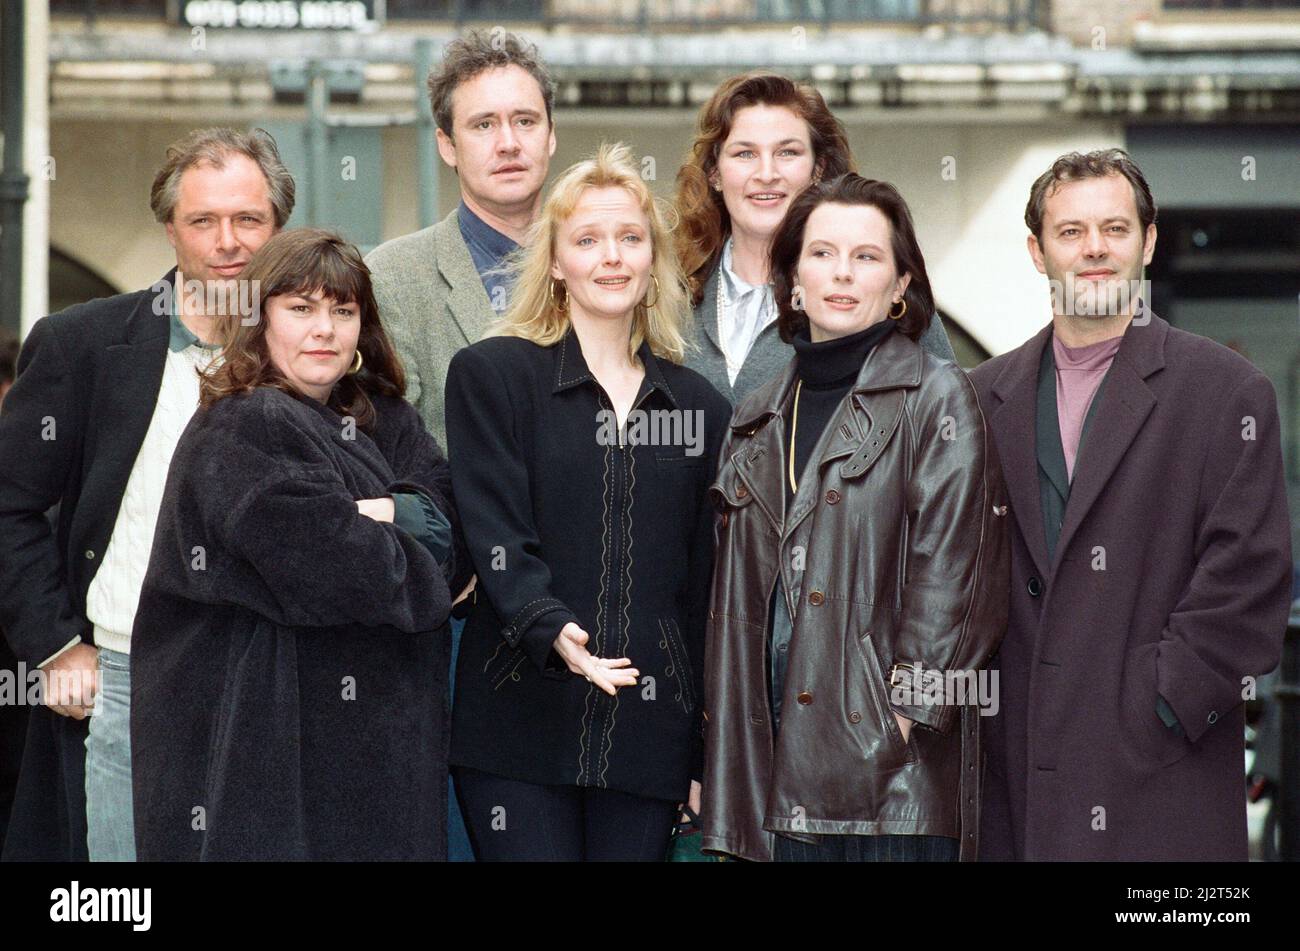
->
xmin=666 ymin=805 xmax=725 ymax=862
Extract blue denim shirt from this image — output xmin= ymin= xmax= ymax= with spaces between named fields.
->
xmin=456 ymin=200 xmax=518 ymax=311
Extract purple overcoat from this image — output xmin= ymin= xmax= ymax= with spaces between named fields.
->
xmin=968 ymin=312 xmax=1292 ymax=861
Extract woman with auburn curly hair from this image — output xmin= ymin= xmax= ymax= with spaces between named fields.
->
xmin=674 ymin=72 xmax=956 ymax=405
xmin=131 ymin=228 xmax=468 ymax=860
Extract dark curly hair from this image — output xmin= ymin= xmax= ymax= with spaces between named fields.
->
xmin=199 ymin=228 xmax=405 ymax=432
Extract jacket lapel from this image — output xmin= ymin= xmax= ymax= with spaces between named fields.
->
xmin=726 ymin=329 xmax=922 ymax=538
xmin=729 ymin=358 xmax=796 ymax=533
xmin=834 ymin=330 xmax=919 ymax=479
xmin=696 ymin=265 xmax=723 ymax=353
xmin=1051 ymin=312 xmax=1165 ymax=572
xmin=784 ymin=330 xmax=917 ymax=538
xmin=990 ymin=323 xmax=1054 ymax=582
xmin=434 ymin=211 xmax=495 ymax=346
xmin=86 ymin=273 xmax=173 ymax=542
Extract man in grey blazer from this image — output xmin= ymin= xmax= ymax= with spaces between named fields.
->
xmin=364 ymin=29 xmax=557 ymax=862
xmin=366 ymin=29 xmax=556 ymax=450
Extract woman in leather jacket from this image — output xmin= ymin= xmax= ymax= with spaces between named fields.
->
xmin=700 ymin=174 xmax=1010 ymax=862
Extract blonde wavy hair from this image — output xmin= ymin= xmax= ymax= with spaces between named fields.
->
xmin=492 ymin=142 xmax=691 ymax=365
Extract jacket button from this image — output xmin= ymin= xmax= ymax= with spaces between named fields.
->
xmin=848 ymin=710 xmax=862 ymax=723
xmin=1207 ymin=710 xmax=1218 ymax=724
xmin=85 ymin=550 xmax=95 ymax=560
xmin=797 ymin=691 xmax=813 ymax=705
xmin=808 ymin=590 xmax=825 ymax=606
xmin=1027 ymin=576 xmax=1042 ymax=597
xmin=825 ymin=489 xmax=841 ymax=505
xmin=736 ymin=484 xmax=748 ymax=499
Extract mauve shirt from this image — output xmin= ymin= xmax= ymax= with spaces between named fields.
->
xmin=1054 ymin=332 xmax=1123 ymax=481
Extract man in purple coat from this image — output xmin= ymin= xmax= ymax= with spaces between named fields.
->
xmin=969 ymin=149 xmax=1292 ymax=861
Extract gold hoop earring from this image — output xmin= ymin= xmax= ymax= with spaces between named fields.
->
xmin=643 ymin=274 xmax=660 ymax=310
xmin=549 ymin=278 xmax=567 ymax=312
xmin=888 ymin=298 xmax=907 ymax=320
xmin=348 ymin=349 xmax=364 ymax=375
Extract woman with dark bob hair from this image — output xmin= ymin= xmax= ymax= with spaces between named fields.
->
xmin=673 ymin=72 xmax=955 ymax=406
xmin=131 ymin=228 xmax=469 ymax=860
xmin=700 ymin=175 xmax=1010 ymax=862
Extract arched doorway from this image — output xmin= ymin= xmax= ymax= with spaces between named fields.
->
xmin=49 ymin=248 xmax=119 ymax=315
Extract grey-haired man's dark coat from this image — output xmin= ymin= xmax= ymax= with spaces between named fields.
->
xmin=131 ymin=387 xmax=461 ymax=861
xmin=968 ymin=312 xmax=1292 ymax=861
xmin=0 ymin=273 xmax=184 ymax=861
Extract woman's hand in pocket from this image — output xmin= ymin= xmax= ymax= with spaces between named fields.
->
xmin=894 ymin=712 xmax=914 ymax=743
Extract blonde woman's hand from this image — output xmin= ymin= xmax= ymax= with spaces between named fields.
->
xmin=356 ymin=497 xmax=395 ymax=522
xmin=552 ymin=622 xmax=639 ymax=696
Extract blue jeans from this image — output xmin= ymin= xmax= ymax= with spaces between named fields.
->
xmin=84 ymin=647 xmax=135 ymax=862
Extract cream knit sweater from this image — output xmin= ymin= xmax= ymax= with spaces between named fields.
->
xmin=83 ymin=345 xmax=217 ymax=656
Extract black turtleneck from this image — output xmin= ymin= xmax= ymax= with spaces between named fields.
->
xmin=787 ymin=320 xmax=896 ymax=501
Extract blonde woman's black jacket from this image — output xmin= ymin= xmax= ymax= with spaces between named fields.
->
xmin=445 ymin=330 xmax=732 ymax=802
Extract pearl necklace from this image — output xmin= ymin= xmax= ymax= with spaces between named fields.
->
xmin=716 ymin=271 xmax=744 ymax=380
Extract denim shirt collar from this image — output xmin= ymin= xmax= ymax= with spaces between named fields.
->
xmin=168 ymin=296 xmax=221 ymax=353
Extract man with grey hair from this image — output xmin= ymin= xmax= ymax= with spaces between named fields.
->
xmin=365 ymin=28 xmax=556 ymax=862
xmin=0 ymin=127 xmax=291 ymax=861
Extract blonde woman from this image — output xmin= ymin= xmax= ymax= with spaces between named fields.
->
xmin=445 ymin=143 xmax=731 ymax=861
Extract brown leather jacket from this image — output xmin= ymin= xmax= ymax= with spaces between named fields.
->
xmin=700 ymin=329 xmax=1010 ymax=862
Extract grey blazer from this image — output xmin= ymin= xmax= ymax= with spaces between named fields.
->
xmin=365 ymin=209 xmax=498 ymax=448
xmin=685 ymin=264 xmax=957 ymax=407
